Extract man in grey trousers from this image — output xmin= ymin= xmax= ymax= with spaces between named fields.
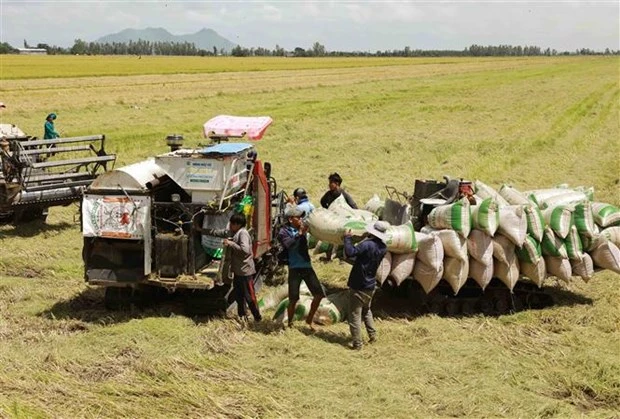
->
xmin=343 ymin=221 xmax=389 ymax=350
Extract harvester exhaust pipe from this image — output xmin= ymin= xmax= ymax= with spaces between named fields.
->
xmin=166 ymin=134 xmax=184 ymax=152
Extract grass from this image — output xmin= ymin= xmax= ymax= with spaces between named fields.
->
xmin=0 ymin=56 xmax=619 ymax=418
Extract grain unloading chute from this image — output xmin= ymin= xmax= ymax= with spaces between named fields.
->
xmin=1 ymin=124 xmax=115 ymax=223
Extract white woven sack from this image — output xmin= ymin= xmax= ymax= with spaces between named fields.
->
xmin=520 ymin=258 xmax=546 ymax=288
xmin=541 ymin=226 xmax=569 ymax=259
xmin=443 ymin=257 xmax=469 ymax=295
xmin=571 ymin=253 xmax=594 ymax=283
xmin=306 ymin=208 xmax=368 ymax=245
xmin=497 ymin=205 xmax=527 ymax=246
xmin=467 ymin=229 xmax=493 ymax=263
xmin=564 ymin=225 xmax=584 ymax=261
xmin=516 ymin=234 xmax=542 ymax=264
xmin=364 ymin=194 xmax=384 ymax=216
xmin=572 ymin=201 xmax=596 ymax=239
xmin=544 ymin=255 xmax=572 ymax=283
xmin=415 ymin=232 xmax=444 ymax=270
xmin=413 ymin=260 xmax=443 ymax=294
xmin=580 ymin=228 xmax=603 ymax=252
xmin=542 ymin=205 xmax=572 ymax=239
xmin=523 ymin=205 xmax=545 ymax=242
xmin=542 ymin=191 xmax=588 ymax=208
xmin=589 ymin=240 xmax=620 ymax=274
xmin=494 ymin=257 xmax=520 ymax=291
xmin=385 ymin=221 xmax=418 ymax=254
xmin=492 ymin=234 xmax=516 ymax=265
xmin=525 ymin=188 xmax=573 ymax=207
xmin=389 ymin=253 xmax=416 ymax=286
xmin=471 ymin=198 xmax=500 ymax=237
xmin=421 ymin=226 xmax=468 ymax=262
xmin=591 ymin=202 xmax=620 ymax=228
xmin=329 ymin=194 xmax=377 ymax=222
xmin=427 ymin=197 xmax=471 ymax=238
xmin=600 ymin=226 xmax=620 ymax=248
xmin=376 ymin=252 xmax=392 ymax=285
xmin=469 ymin=257 xmax=494 ymax=290
xmin=474 ymin=180 xmax=509 ymax=207
xmin=499 ymin=184 xmax=531 ymax=206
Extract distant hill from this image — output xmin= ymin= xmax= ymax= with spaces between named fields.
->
xmin=95 ymin=27 xmax=237 ymax=53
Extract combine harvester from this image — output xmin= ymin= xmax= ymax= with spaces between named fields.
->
xmin=81 ymin=115 xmax=288 ymax=312
xmin=0 ymin=122 xmax=115 ymax=224
xmin=306 ymin=177 xmax=620 ymax=317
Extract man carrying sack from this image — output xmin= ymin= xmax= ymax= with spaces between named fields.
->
xmin=343 ymin=221 xmax=389 ymax=350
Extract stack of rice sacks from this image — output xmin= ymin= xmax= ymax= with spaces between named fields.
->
xmin=307 ymin=182 xmax=620 ymax=296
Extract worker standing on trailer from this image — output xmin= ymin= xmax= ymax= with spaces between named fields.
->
xmin=343 ymin=221 xmax=388 ymax=350
xmin=200 ymin=212 xmax=262 ymax=324
xmin=319 ymin=173 xmax=357 ymax=262
xmin=43 ymin=113 xmax=60 ymax=139
xmin=320 ymin=172 xmax=358 ymax=209
xmin=278 ymin=205 xmax=326 ymax=330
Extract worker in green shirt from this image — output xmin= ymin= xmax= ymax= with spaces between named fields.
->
xmin=44 ymin=113 xmax=60 ymax=139
xmin=43 ymin=113 xmax=60 ymax=158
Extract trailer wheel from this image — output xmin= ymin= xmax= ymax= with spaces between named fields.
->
xmin=104 ymin=287 xmax=133 ymax=310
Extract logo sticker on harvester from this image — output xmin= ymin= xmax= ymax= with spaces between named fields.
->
xmin=82 ymin=195 xmax=151 ymax=239
xmin=186 ymin=160 xmax=216 ymax=184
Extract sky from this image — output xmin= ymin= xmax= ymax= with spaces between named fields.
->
xmin=1 ymin=1 xmax=618 ymax=52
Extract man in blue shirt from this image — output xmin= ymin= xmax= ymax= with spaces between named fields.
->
xmin=277 ymin=205 xmax=325 ymax=329
xmin=291 ymin=187 xmax=315 ymax=219
xmin=344 ymin=220 xmax=389 ymax=350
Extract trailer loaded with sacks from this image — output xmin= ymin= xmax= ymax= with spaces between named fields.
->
xmin=305 ymin=177 xmax=620 ymax=316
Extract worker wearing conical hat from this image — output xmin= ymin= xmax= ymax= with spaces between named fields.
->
xmin=44 ymin=113 xmax=60 ymax=139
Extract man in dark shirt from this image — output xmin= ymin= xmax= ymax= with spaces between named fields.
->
xmin=278 ymin=205 xmax=326 ymax=329
xmin=198 ymin=212 xmax=262 ymax=323
xmin=320 ymin=172 xmax=358 ymax=209
xmin=343 ymin=220 xmax=389 ymax=350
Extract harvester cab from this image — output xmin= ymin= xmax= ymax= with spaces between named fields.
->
xmin=81 ymin=115 xmax=287 ymax=312
xmin=0 ymin=122 xmax=115 ymax=224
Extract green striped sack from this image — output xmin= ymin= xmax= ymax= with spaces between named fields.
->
xmin=541 ymin=226 xmax=568 ymax=259
xmin=471 ymin=198 xmax=500 ymax=236
xmin=516 ymin=234 xmax=542 ymax=264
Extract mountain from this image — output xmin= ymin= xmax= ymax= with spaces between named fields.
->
xmin=95 ymin=27 xmax=237 ymax=53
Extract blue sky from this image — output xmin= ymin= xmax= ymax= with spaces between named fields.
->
xmin=1 ymin=1 xmax=618 ymax=51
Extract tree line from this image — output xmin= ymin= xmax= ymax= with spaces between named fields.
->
xmin=2 ymin=39 xmax=618 ymax=57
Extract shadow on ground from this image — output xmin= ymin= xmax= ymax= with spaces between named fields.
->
xmin=38 ymin=286 xmax=226 ymax=326
xmin=37 ymin=278 xmax=594 ymax=328
xmin=0 ymin=220 xmax=75 ymax=238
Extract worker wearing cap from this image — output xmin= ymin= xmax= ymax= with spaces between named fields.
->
xmin=343 ymin=220 xmax=388 ymax=350
xmin=288 ymin=187 xmax=315 ymax=220
xmin=44 ymin=113 xmax=60 ymax=139
xmin=277 ymin=205 xmax=326 ymax=329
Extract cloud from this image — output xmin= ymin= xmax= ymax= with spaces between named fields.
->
xmin=0 ymin=1 xmax=617 ymax=51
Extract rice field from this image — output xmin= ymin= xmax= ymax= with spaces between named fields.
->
xmin=0 ymin=55 xmax=619 ymax=418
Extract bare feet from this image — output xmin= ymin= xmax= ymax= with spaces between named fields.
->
xmin=305 ymin=319 xmax=316 ymax=331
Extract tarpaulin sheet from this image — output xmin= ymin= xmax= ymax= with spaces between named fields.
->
xmin=203 ymin=115 xmax=273 ymax=140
